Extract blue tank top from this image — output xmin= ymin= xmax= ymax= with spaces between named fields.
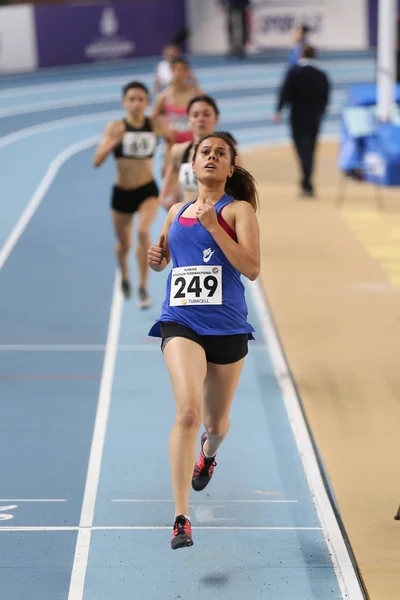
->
xmin=148 ymin=194 xmax=255 ymax=338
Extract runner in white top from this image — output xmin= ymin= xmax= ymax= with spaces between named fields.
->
xmin=154 ymin=44 xmax=180 ymax=93
xmin=154 ymin=44 xmax=198 ymax=94
xmin=158 ymin=94 xmax=242 ymax=210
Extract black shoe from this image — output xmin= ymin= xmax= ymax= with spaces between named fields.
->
xmin=299 ymin=189 xmax=315 ymax=199
xmin=171 ymin=515 xmax=193 ymax=550
xmin=137 ymin=287 xmax=151 ymax=309
xmin=192 ymin=432 xmax=217 ymax=492
xmin=121 ymin=279 xmax=132 ymax=299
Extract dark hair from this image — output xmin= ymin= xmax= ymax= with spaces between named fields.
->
xmin=164 ymin=42 xmax=180 ymax=50
xmin=170 ymin=27 xmax=190 ymax=46
xmin=301 ymin=24 xmax=310 ymax=35
xmin=217 ymin=130 xmax=237 ymax=147
xmin=171 ymin=57 xmax=190 ymax=69
xmin=193 ymin=133 xmax=259 ymax=212
xmin=122 ymin=81 xmax=149 ymax=98
xmin=302 ymin=44 xmax=316 ymax=59
xmin=187 ymin=94 xmax=220 ymax=116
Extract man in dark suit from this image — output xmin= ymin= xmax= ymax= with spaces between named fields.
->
xmin=274 ymin=45 xmax=330 ymax=197
xmin=288 ymin=24 xmax=310 ymax=66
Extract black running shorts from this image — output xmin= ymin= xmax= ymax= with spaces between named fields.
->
xmin=111 ymin=180 xmax=159 ymax=214
xmin=160 ymin=321 xmax=248 ymax=365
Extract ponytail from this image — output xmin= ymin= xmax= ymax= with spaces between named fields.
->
xmin=225 ymin=165 xmax=259 ymax=212
xmin=193 ymin=132 xmax=259 ymax=211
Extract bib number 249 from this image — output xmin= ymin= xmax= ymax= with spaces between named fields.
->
xmin=170 ymin=266 xmax=222 ymax=306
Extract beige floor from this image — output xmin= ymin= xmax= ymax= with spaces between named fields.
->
xmin=243 ymin=141 xmax=400 ymax=600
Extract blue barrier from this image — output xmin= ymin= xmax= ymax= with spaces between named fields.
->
xmin=339 ymin=83 xmax=400 ymax=186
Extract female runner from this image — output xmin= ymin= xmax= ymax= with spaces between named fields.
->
xmin=154 ymin=43 xmax=198 ymax=94
xmin=151 ymin=58 xmax=202 ymax=175
xmin=148 ymin=132 xmax=260 ymax=549
xmin=158 ymin=94 xmax=242 ymax=210
xmin=93 ymin=81 xmax=172 ymax=307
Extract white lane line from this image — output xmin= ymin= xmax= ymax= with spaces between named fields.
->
xmin=0 ymin=107 xmax=336 ymax=152
xmin=94 ymin=525 xmax=322 ymax=530
xmin=0 ymin=64 xmax=275 ymax=101
xmin=0 ymin=110 xmax=229 ymax=149
xmin=0 ymin=499 xmax=67 ymax=502
xmin=0 ymin=92 xmax=345 ymax=121
xmin=0 ymin=59 xmax=373 ymax=99
xmin=0 ymin=525 xmax=322 ymax=532
xmin=0 ymin=135 xmax=100 ymax=271
xmin=0 ymin=75 xmax=152 ymax=99
xmin=0 ymin=74 xmax=349 ymax=120
xmin=111 ymin=499 xmax=297 ymax=503
xmin=0 ymin=111 xmax=118 ymax=149
xmin=67 ymin=272 xmax=123 ymax=600
xmin=0 ymin=94 xmax=120 ymax=119
xmin=0 ymin=506 xmax=17 ymax=521
xmin=0 ymin=91 xmax=344 ymax=120
xmin=0 ymin=77 xmax=271 ymax=112
xmin=248 ymin=280 xmax=365 ymax=599
xmin=0 ymin=92 xmax=266 ymax=119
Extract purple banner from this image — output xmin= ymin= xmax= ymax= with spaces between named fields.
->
xmin=35 ymin=0 xmax=185 ymax=68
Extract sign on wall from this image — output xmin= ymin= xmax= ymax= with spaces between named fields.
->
xmin=34 ymin=0 xmax=185 ymax=68
xmin=250 ymin=0 xmax=368 ymax=51
xmin=186 ymin=0 xmax=368 ymax=54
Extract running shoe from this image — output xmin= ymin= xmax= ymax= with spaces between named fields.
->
xmin=121 ymin=279 xmax=132 ymax=299
xmin=171 ymin=515 xmax=193 ymax=550
xmin=192 ymin=432 xmax=217 ymax=492
xmin=138 ymin=286 xmax=151 ymax=309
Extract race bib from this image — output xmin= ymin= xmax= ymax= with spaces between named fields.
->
xmin=171 ymin=114 xmax=189 ymax=132
xmin=178 ymin=162 xmax=198 ymax=191
xmin=122 ymin=131 xmax=157 ymax=158
xmin=170 ymin=265 xmax=222 ymax=306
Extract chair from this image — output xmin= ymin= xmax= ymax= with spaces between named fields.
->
xmin=336 ymin=106 xmax=384 ymax=209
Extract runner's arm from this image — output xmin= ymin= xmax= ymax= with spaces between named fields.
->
xmin=151 ymin=117 xmax=176 ymax=144
xmin=151 ymin=92 xmax=166 ymax=120
xmin=158 ymin=144 xmax=182 ymax=207
xmin=92 ymin=121 xmax=124 ymax=168
xmin=154 ymin=65 xmax=162 ymax=95
xmin=148 ymin=205 xmax=180 ymax=272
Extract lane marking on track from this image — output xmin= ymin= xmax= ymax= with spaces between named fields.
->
xmin=0 ymin=136 xmax=100 ymax=271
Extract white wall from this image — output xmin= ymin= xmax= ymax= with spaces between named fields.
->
xmin=186 ymin=0 xmax=368 ymax=54
xmin=0 ymin=5 xmax=38 ymax=72
xmin=186 ymin=0 xmax=229 ymax=54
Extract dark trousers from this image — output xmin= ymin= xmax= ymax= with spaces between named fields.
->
xmin=227 ymin=6 xmax=248 ymax=55
xmin=291 ymin=118 xmax=321 ymax=192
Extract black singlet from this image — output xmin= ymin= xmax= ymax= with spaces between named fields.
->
xmin=113 ymin=118 xmax=158 ymax=160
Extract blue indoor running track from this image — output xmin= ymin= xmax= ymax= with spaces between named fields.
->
xmin=0 ymin=53 xmax=373 ymax=599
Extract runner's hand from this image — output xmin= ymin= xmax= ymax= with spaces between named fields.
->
xmin=108 ymin=121 xmax=125 ymax=146
xmin=196 ymin=199 xmax=218 ymax=232
xmin=148 ymin=235 xmax=166 ymax=266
